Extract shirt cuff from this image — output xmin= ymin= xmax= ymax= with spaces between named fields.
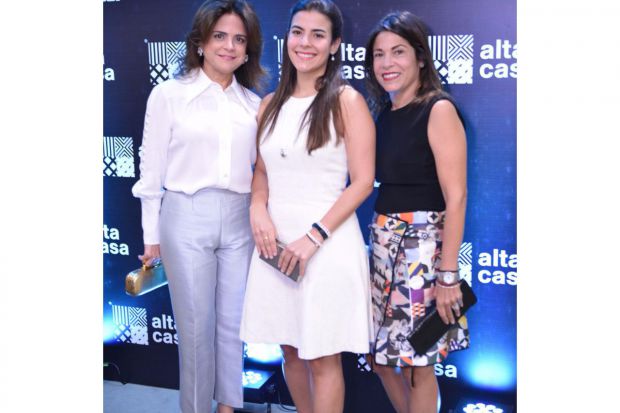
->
xmin=141 ymin=198 xmax=162 ymax=245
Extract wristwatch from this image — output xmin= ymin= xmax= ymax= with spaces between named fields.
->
xmin=437 ymin=270 xmax=459 ymax=285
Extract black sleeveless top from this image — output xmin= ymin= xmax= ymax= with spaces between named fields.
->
xmin=374 ymin=94 xmax=464 ymax=214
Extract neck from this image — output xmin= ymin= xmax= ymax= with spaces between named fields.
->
xmin=293 ymin=70 xmax=322 ymax=97
xmin=202 ymin=65 xmax=233 ymax=89
xmin=390 ymin=80 xmax=420 ymax=110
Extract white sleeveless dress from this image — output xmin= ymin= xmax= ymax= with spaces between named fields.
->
xmin=240 ymin=94 xmax=374 ymax=360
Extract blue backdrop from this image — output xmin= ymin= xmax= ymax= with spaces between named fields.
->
xmin=104 ymin=0 xmax=516 ymax=411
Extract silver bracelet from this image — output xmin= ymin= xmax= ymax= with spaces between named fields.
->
xmin=305 ymin=231 xmax=322 ymax=248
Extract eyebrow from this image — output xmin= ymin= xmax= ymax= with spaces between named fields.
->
xmin=290 ymin=25 xmax=327 ymax=34
xmin=213 ymin=30 xmax=247 ymax=38
xmin=374 ymin=43 xmax=408 ymax=51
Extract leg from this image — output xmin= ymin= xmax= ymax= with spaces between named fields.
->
xmin=401 ymin=366 xmax=438 ymax=413
xmin=160 ymin=197 xmax=219 ymax=413
xmin=214 ymin=216 xmax=254 ymax=411
xmin=307 ymin=354 xmax=345 ymax=413
xmin=373 ymin=364 xmax=409 ymax=413
xmin=281 ymin=345 xmax=313 ymax=413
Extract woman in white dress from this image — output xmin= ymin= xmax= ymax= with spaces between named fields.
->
xmin=239 ymin=1 xmax=375 ymax=412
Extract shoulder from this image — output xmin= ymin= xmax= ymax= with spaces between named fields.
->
xmin=428 ymin=94 xmax=464 ymax=127
xmin=338 ymin=85 xmax=368 ymax=111
xmin=259 ymin=92 xmax=275 ymax=110
xmin=257 ymin=92 xmax=276 ymax=119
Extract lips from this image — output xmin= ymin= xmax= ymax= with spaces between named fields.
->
xmin=218 ymin=54 xmax=237 ymax=61
xmin=381 ymin=72 xmax=400 ymax=81
xmin=295 ymin=51 xmax=316 ymax=60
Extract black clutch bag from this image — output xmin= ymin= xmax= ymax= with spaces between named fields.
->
xmin=407 ymin=280 xmax=477 ymax=354
xmin=258 ymin=240 xmax=301 ymax=282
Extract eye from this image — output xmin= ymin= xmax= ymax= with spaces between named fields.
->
xmin=235 ymin=35 xmax=247 ymax=44
xmin=213 ymin=32 xmax=225 ymax=40
xmin=290 ymin=29 xmax=302 ymax=36
xmin=394 ymin=48 xmax=404 ymax=55
xmin=373 ymin=52 xmax=383 ymax=58
xmin=314 ymin=32 xmax=325 ymax=39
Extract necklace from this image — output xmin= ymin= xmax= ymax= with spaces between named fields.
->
xmin=280 ymin=148 xmax=287 ymax=158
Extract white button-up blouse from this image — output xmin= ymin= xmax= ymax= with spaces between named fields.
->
xmin=132 ymin=68 xmax=261 ymax=244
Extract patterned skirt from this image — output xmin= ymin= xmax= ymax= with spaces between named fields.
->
xmin=369 ymin=211 xmax=470 ymax=367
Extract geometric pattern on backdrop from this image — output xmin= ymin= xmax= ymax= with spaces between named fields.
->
xmin=103 ymin=136 xmax=135 ymax=178
xmin=147 ymin=41 xmax=186 ymax=85
xmin=429 ymin=34 xmax=474 ymax=84
xmin=112 ymin=304 xmax=149 ymax=345
xmin=356 ymin=354 xmax=372 ymax=372
xmin=459 ymin=241 xmax=473 ymax=286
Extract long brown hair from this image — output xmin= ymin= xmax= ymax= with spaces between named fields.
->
xmin=364 ymin=11 xmax=445 ymax=115
xmin=258 ymin=0 xmax=346 ymax=154
xmin=177 ymin=0 xmax=266 ymax=91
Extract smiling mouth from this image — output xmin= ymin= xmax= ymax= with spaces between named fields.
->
xmin=382 ymin=72 xmax=400 ymax=81
xmin=295 ymin=51 xmax=316 ymax=60
xmin=218 ymin=55 xmax=237 ymax=61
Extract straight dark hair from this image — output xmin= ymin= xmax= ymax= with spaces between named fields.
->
xmin=258 ymin=0 xmax=346 ymax=154
xmin=364 ymin=11 xmax=445 ymax=115
xmin=177 ymin=0 xmax=266 ymax=91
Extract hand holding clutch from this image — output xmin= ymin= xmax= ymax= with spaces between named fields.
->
xmin=258 ymin=240 xmax=302 ymax=282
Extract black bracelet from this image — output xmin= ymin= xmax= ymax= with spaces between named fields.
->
xmin=312 ymin=223 xmax=328 ymax=241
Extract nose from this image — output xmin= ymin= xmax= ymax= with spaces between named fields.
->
xmin=224 ymin=36 xmax=234 ymax=50
xmin=300 ymin=34 xmax=310 ymax=47
xmin=381 ymin=54 xmax=393 ymax=69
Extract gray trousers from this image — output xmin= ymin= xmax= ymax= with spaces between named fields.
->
xmin=160 ymin=188 xmax=253 ymax=413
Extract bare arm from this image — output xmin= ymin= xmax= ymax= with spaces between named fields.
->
xmin=250 ymin=93 xmax=279 ymax=258
xmin=428 ymin=99 xmax=467 ymax=324
xmin=278 ymin=87 xmax=376 ymax=277
xmin=316 ymin=86 xmax=376 ymax=234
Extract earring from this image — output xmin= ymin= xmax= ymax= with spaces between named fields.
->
xmin=244 ymin=55 xmax=249 ymax=63
xmin=419 ymin=62 xmax=425 ymax=68
xmin=330 ymin=54 xmax=335 ymax=61
xmin=197 ymin=48 xmax=203 ymax=57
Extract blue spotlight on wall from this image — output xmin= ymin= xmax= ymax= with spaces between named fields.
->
xmin=244 ymin=343 xmax=283 ymax=364
xmin=460 ymin=352 xmax=516 ymax=391
xmin=103 ymin=314 xmax=117 ymax=343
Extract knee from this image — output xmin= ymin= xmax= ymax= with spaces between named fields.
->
xmin=281 ymin=345 xmax=302 ymax=365
xmin=308 ymin=354 xmax=342 ymax=377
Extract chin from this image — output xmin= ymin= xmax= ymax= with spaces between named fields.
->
xmin=379 ymin=83 xmax=401 ymax=93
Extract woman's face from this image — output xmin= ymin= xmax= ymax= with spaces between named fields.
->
xmin=372 ymin=31 xmax=422 ymax=95
xmin=287 ymin=10 xmax=340 ymax=77
xmin=201 ymin=13 xmax=248 ymax=80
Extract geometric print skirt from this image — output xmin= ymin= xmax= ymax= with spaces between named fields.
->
xmin=369 ymin=211 xmax=470 ymax=368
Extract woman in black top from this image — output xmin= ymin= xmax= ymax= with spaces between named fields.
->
xmin=364 ymin=11 xmax=469 ymax=413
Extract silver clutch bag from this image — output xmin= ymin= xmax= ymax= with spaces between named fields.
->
xmin=125 ymin=258 xmax=168 ymax=296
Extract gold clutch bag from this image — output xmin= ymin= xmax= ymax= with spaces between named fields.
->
xmin=125 ymin=259 xmax=168 ymax=296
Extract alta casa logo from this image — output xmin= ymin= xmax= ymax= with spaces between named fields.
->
xmin=146 ymin=40 xmax=186 ymax=85
xmin=274 ymin=34 xmax=516 ymax=82
xmin=109 ymin=302 xmax=179 ymax=346
xmin=356 ymin=354 xmax=458 ymax=378
xmin=103 ymin=224 xmax=130 ymax=256
xmin=103 ymin=55 xmax=115 ymax=81
xmin=477 ymin=247 xmax=517 ymax=286
xmin=103 ymin=136 xmax=135 ymax=178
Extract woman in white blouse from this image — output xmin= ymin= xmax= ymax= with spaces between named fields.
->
xmin=131 ymin=1 xmax=265 ymax=412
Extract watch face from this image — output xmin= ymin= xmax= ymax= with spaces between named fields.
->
xmin=441 ymin=272 xmax=456 ymax=283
